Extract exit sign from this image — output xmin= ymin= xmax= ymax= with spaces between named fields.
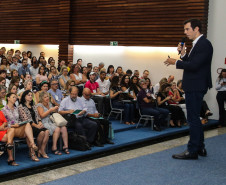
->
xmin=110 ymin=41 xmax=118 ymax=46
xmin=14 ymin=40 xmax=20 ymax=44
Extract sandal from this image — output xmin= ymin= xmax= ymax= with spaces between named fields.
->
xmin=29 ymin=148 xmax=40 ymax=162
xmin=38 ymin=151 xmax=49 ymax=159
xmin=31 ymin=143 xmax=38 ymax=152
xmin=6 ymin=143 xmax=14 ymax=150
xmin=52 ymin=149 xmax=62 ymax=155
xmin=125 ymin=122 xmax=130 ymax=125
xmin=130 ymin=122 xmax=135 ymax=125
xmin=8 ymin=160 xmax=19 ymax=166
xmin=63 ymin=148 xmax=70 ymax=154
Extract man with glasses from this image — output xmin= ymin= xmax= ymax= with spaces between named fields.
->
xmin=81 ymin=88 xmax=114 ymax=146
xmin=0 ymin=85 xmax=7 ymax=110
xmin=48 ymin=79 xmax=63 ymax=106
xmin=59 ymin=86 xmax=97 ymax=147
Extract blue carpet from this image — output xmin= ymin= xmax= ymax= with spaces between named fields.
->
xmin=42 ymin=133 xmax=226 ymax=185
xmin=0 ymin=119 xmax=218 ymax=177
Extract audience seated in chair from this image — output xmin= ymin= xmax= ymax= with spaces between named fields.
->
xmin=59 ymin=66 xmax=70 ymax=91
xmin=109 ymin=76 xmax=135 ymax=125
xmin=48 ymin=79 xmax=63 ymax=106
xmin=85 ymin=72 xmax=105 ymax=115
xmin=157 ymin=83 xmax=185 ymax=127
xmin=37 ymin=91 xmax=69 ymax=155
xmin=2 ymin=93 xmax=39 ymax=164
xmin=70 ymin=64 xmax=86 ymax=96
xmin=58 ymin=86 xmax=98 ymax=147
xmin=0 ymin=85 xmax=7 ymax=109
xmin=18 ymin=90 xmax=50 ymax=160
xmin=137 ymin=79 xmax=169 ymax=131
xmin=81 ymin=88 xmax=114 ymax=146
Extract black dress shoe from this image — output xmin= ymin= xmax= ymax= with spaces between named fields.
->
xmin=93 ymin=141 xmax=104 ymax=147
xmin=106 ymin=139 xmax=114 ymax=144
xmin=198 ymin=148 xmax=207 ymax=157
xmin=172 ymin=150 xmax=198 ymax=160
xmin=153 ymin=125 xmax=161 ymax=132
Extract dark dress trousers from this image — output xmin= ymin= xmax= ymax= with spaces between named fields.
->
xmin=176 ymin=36 xmax=213 ymax=154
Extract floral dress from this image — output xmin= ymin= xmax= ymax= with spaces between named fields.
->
xmin=1 ymin=105 xmax=21 ymax=127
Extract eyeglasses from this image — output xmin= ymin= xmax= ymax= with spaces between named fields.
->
xmin=51 ymin=83 xmax=58 ymax=86
xmin=84 ymin=94 xmax=91 ymax=96
xmin=125 ymin=78 xmax=130 ymax=79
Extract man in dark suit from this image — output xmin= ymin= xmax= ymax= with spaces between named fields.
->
xmin=164 ymin=19 xmax=213 ymax=160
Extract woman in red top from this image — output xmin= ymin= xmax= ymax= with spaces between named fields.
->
xmin=0 ymin=111 xmax=19 ymax=166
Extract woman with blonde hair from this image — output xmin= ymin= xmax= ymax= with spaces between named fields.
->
xmin=59 ymin=66 xmax=70 ymax=90
xmin=63 ymin=79 xmax=76 ymax=97
xmin=37 ymin=92 xmax=69 ymax=154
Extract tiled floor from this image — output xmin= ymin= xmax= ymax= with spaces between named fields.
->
xmin=1 ymin=127 xmax=226 ymax=185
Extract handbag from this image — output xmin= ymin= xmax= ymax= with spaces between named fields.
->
xmin=50 ymin=113 xmax=68 ymax=127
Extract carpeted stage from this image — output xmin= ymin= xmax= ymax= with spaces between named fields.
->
xmin=0 ymin=119 xmax=218 ymax=181
xmin=42 ymin=131 xmax=226 ymax=185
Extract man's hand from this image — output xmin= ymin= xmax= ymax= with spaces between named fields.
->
xmin=78 ymin=110 xmax=86 ymax=116
xmin=164 ymin=58 xmax=177 ymax=66
xmin=177 ymin=43 xmax=186 ymax=56
xmin=93 ymin=113 xmax=100 ymax=118
xmin=67 ymin=109 xmax=75 ymax=114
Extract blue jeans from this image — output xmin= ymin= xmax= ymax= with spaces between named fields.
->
xmin=112 ymin=101 xmax=134 ymax=122
xmin=141 ymin=107 xmax=169 ymax=127
xmin=186 ymin=91 xmax=206 ymax=153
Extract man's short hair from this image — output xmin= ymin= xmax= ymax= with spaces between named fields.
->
xmin=50 ymin=79 xmax=58 ymax=85
xmin=0 ymin=70 xmax=6 ymax=75
xmin=126 ymin=69 xmax=132 ymax=74
xmin=22 ymin=58 xmax=27 ymax=63
xmin=100 ymin=70 xmax=106 ymax=75
xmin=184 ymin=18 xmax=202 ymax=33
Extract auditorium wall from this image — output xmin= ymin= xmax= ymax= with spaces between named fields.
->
xmin=74 ymin=45 xmax=183 ymax=85
xmin=205 ymin=0 xmax=226 ymax=120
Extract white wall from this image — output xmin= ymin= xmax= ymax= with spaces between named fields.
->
xmin=205 ymin=0 xmax=226 ymax=119
xmin=74 ymin=45 xmax=183 ymax=85
xmin=0 ymin=44 xmax=59 ymax=62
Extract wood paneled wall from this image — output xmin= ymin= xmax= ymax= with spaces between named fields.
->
xmin=70 ymin=0 xmax=209 ymax=47
xmin=0 ymin=0 xmax=209 ymax=61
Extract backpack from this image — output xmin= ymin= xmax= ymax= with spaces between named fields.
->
xmin=68 ymin=132 xmax=90 ymax=151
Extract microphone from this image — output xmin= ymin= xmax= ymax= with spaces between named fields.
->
xmin=178 ymin=37 xmax=186 ymax=55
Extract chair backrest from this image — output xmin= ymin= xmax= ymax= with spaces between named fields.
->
xmin=109 ymin=98 xmax=114 ymax=109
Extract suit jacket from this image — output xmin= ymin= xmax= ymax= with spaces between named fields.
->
xmin=176 ymin=36 xmax=213 ymax=92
